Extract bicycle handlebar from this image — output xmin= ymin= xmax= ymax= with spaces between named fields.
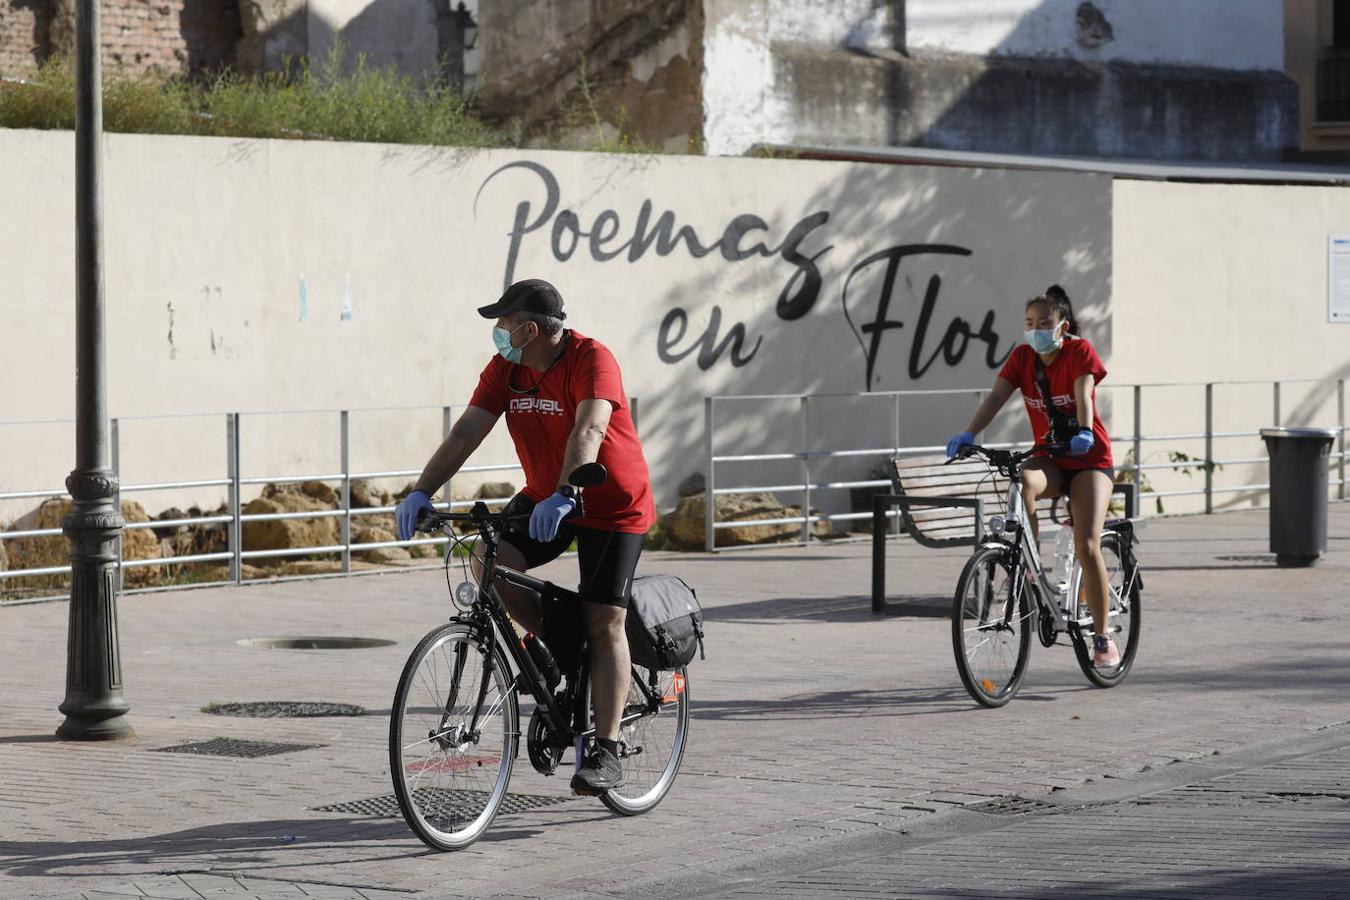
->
xmin=413 ymin=462 xmax=607 ymax=537
xmin=947 ymin=442 xmax=1065 ymax=471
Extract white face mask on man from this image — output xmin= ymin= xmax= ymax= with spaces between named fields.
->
xmin=493 ymin=322 xmax=534 ymax=363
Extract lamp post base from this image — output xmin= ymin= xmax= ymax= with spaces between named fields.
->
xmin=57 ymin=470 xmax=133 ymax=742
xmin=56 ymin=710 xmax=134 ymax=741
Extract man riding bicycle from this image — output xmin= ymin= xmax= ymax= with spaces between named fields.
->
xmin=396 ymin=278 xmax=656 ymax=794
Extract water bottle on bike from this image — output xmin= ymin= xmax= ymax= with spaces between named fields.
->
xmin=1050 ymin=522 xmax=1074 ymax=595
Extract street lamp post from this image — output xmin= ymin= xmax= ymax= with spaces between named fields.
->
xmin=57 ymin=0 xmax=132 ymax=742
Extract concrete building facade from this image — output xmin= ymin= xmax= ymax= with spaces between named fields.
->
xmin=0 ymin=1 xmax=1319 ymax=164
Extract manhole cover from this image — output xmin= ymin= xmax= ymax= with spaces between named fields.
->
xmin=202 ymin=701 xmax=368 ymax=718
xmin=967 ymin=795 xmax=1065 ymax=816
xmin=314 ymin=789 xmax=570 ymax=818
xmin=1215 ymin=554 xmax=1277 ymax=564
xmin=236 ymin=636 xmax=396 ymax=650
xmin=152 ymin=737 xmax=324 ymax=758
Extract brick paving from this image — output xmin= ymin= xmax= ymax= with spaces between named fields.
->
xmin=723 ymin=744 xmax=1350 ymax=899
xmin=0 ymin=504 xmax=1346 ymax=899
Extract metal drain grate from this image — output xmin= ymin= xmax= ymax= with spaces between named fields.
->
xmin=152 ymin=737 xmax=324 ymax=758
xmin=202 ymin=701 xmax=367 ymax=718
xmin=314 ymin=789 xmax=570 ymax=818
xmin=967 ymin=795 xmax=1066 ymax=816
xmin=1215 ymin=554 xmax=1277 ymax=564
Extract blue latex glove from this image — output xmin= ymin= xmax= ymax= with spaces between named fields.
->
xmin=529 ymin=491 xmax=577 ymax=542
xmin=396 ymin=490 xmax=433 ymax=541
xmin=946 ymin=431 xmax=975 ymax=460
xmin=1069 ymin=428 xmax=1095 ymax=456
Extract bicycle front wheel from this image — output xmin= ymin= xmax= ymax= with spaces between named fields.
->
xmin=953 ymin=546 xmax=1033 ymax=707
xmin=389 ymin=622 xmax=518 ymax=851
xmin=1073 ymin=530 xmax=1142 ymax=688
xmin=600 ymin=665 xmax=690 ymax=816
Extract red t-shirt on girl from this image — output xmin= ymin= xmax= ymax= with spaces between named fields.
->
xmin=997 ymin=336 xmax=1113 ymax=471
xmin=469 ymin=330 xmax=656 ymax=534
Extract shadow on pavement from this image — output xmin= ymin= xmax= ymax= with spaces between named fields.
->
xmin=0 ymin=818 xmax=429 ymax=879
xmin=689 ymin=685 xmax=1062 ymax=722
xmin=0 ymin=734 xmax=62 ymax=745
xmin=706 ymin=594 xmax=950 ymax=622
xmin=1126 ymin=654 xmax=1350 ymax=696
xmin=922 ymin=865 xmax=1350 ymax=898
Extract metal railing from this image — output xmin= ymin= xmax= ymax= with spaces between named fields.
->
xmin=704 ymin=379 xmax=1348 ymax=552
xmin=0 ymin=400 xmax=650 ymax=605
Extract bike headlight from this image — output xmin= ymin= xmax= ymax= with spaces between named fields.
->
xmin=453 ymin=581 xmax=479 ymax=611
xmin=988 ymin=515 xmax=1007 ymax=535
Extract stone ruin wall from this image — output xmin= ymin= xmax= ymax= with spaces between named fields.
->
xmin=0 ymin=0 xmax=244 ymax=79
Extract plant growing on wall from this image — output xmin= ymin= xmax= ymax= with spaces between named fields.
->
xmin=1113 ymin=447 xmax=1222 ymax=515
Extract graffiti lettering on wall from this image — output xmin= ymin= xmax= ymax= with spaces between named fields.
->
xmin=476 ymin=161 xmax=1012 ymax=389
xmin=842 ymin=245 xmax=1009 ymax=389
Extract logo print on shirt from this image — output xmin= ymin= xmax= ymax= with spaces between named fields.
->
xmin=509 ymin=396 xmax=565 ymax=416
xmin=1026 ymin=394 xmax=1075 ymax=411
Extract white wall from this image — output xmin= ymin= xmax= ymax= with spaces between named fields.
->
xmin=701 ymin=0 xmax=783 ymax=157
xmin=0 ymin=128 xmax=1110 ymax=522
xmin=905 ymin=0 xmax=1285 ymax=70
xmin=700 ymin=0 xmax=1288 ymax=156
xmin=1110 ymin=179 xmax=1350 ymax=512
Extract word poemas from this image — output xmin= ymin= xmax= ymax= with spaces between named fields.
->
xmin=475 ymin=160 xmax=1011 ymax=385
xmin=476 ymin=161 xmax=829 ymax=372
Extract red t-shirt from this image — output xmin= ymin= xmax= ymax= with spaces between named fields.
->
xmin=997 ymin=337 xmax=1113 ymax=471
xmin=468 ymin=330 xmax=656 ymax=534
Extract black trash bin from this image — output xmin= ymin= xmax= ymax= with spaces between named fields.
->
xmin=1260 ymin=427 xmax=1338 ymax=567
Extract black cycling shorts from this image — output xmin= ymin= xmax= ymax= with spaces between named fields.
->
xmin=1059 ymin=466 xmax=1115 ymax=494
xmin=500 ymin=493 xmax=645 ymax=608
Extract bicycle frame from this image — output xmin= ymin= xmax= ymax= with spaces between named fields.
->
xmin=976 ymin=457 xmax=1093 ymax=636
xmin=440 ymin=510 xmax=668 ymax=759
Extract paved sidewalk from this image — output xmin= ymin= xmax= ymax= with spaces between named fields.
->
xmin=1 ymin=504 xmax=1347 ymax=899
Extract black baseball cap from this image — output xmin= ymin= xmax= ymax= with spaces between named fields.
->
xmin=477 ymin=279 xmax=566 ymax=319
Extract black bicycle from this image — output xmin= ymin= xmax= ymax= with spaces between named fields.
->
xmin=950 ymin=444 xmax=1143 ymax=707
xmin=388 ymin=463 xmax=690 ymax=851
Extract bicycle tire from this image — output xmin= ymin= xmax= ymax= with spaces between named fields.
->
xmin=389 ymin=621 xmax=518 ymax=851
xmin=952 ymin=546 xmax=1033 ymax=707
xmin=600 ymin=665 xmax=690 ymax=816
xmin=1072 ymin=531 xmax=1141 ymax=688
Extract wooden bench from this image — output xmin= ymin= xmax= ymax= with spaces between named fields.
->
xmin=869 ymin=454 xmax=1140 ymax=614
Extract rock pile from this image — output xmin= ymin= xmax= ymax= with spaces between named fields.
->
xmin=4 ymin=498 xmax=164 ymax=589
xmin=658 ymin=486 xmax=833 ymax=551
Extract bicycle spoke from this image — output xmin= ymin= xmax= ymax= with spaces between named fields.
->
xmin=954 ymin=548 xmax=1032 ymax=706
xmin=391 ymin=625 xmax=517 ymax=851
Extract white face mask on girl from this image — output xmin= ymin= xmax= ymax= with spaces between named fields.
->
xmin=1025 ymin=322 xmax=1066 ymax=354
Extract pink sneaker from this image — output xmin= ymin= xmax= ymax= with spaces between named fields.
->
xmin=1092 ymin=634 xmax=1121 ymax=668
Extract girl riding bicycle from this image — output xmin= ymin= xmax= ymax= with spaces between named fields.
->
xmin=947 ymin=285 xmax=1120 ymax=668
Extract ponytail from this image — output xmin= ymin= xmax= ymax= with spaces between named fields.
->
xmin=1029 ymin=284 xmax=1079 ymax=336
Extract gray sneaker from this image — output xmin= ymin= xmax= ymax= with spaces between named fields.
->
xmin=571 ymin=745 xmax=625 ymax=795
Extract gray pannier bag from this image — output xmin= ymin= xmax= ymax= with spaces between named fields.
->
xmin=626 ymin=575 xmax=706 ymax=670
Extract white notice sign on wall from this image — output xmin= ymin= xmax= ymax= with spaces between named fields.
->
xmin=1330 ymin=235 xmax=1350 ymax=323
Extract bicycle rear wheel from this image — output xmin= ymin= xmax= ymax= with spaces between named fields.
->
xmin=1073 ymin=531 xmax=1142 ymax=687
xmin=600 ymin=665 xmax=690 ymax=816
xmin=389 ymin=622 xmax=518 ymax=851
xmin=953 ymin=546 xmax=1033 ymax=707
